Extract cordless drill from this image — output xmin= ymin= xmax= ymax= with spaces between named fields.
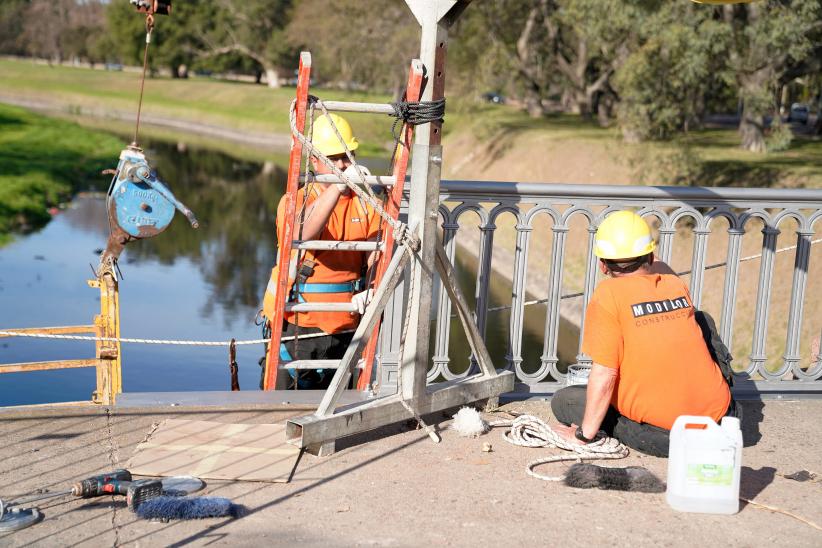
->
xmin=1 ymin=469 xmax=163 ymax=516
xmin=70 ymin=469 xmax=164 ymax=511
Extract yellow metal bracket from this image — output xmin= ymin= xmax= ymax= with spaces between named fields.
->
xmin=0 ymin=272 xmax=123 ymax=405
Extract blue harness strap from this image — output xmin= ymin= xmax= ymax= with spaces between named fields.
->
xmin=294 ymin=281 xmax=357 ymax=293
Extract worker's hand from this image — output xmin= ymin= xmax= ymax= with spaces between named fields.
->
xmin=553 ymin=423 xmax=586 ymax=446
xmin=351 ymin=289 xmax=373 ymax=315
xmin=338 ymin=164 xmax=371 ymax=194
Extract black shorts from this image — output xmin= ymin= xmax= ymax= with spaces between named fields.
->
xmin=260 ymin=322 xmax=355 ymax=390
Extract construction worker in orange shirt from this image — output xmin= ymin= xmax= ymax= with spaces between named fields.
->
xmin=550 ymin=210 xmax=740 ymax=456
xmin=260 ymin=113 xmax=380 ymax=389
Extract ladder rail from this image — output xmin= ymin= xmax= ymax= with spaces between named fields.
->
xmin=357 ymin=59 xmax=425 ymax=390
xmin=318 ymin=100 xmax=396 ymax=115
xmin=263 ymin=52 xmax=313 ymax=391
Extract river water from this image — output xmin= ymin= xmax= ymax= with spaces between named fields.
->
xmin=0 ymin=136 xmax=570 ymax=406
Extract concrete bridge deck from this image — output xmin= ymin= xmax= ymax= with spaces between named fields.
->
xmin=0 ymin=399 xmax=820 ymax=547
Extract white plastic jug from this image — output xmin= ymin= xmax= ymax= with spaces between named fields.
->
xmin=666 ymin=415 xmax=742 ymax=514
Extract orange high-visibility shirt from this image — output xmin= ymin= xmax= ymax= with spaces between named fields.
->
xmin=263 ymin=185 xmax=381 ymax=334
xmin=581 ymin=273 xmax=730 ymax=430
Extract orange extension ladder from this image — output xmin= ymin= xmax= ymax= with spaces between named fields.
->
xmin=262 ymin=52 xmax=424 ymax=391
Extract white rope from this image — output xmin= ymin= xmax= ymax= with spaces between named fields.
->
xmin=0 ymin=330 xmax=336 ymax=347
xmin=491 ymin=414 xmax=628 ymax=481
xmin=482 ymin=237 xmax=822 ymax=314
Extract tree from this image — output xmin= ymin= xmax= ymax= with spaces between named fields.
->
xmin=286 ymin=0 xmax=418 ymax=94
xmin=721 ymin=1 xmax=822 ymax=152
xmin=547 ymin=0 xmax=647 ymax=123
xmin=198 ymin=0 xmax=295 ymax=87
xmin=614 ymin=2 xmax=732 ymax=141
xmin=453 ymin=0 xmax=647 ymax=122
xmin=0 ymin=0 xmax=30 ymax=56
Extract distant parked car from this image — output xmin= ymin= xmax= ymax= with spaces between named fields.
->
xmin=788 ymin=103 xmax=809 ymax=124
xmin=105 ymin=63 xmax=123 ymax=71
xmin=481 ymin=92 xmax=505 ymax=105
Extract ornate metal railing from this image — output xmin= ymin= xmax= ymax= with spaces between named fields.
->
xmin=378 ymin=181 xmax=822 ymax=399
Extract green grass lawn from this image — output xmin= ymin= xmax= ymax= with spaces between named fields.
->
xmin=0 ymin=103 xmax=123 ymax=242
xmin=0 ymin=58 xmax=394 ymax=155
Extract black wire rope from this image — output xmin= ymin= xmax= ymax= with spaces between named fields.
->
xmin=389 ymin=98 xmax=446 ymax=143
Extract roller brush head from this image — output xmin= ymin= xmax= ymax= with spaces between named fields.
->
xmin=135 ymin=495 xmax=244 ymax=520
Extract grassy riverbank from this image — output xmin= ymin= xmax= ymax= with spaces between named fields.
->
xmin=0 ymin=103 xmax=123 ymax=242
xmin=3 ymin=57 xmax=821 ymax=187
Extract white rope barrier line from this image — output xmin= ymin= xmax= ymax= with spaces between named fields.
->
xmin=482 ymin=236 xmax=822 ymax=314
xmin=0 ymin=330 xmax=341 ymax=346
xmin=490 ymin=414 xmax=628 ymax=481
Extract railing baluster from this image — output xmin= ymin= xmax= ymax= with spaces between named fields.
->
xmin=719 ymin=226 xmax=745 ymax=350
xmin=658 ymin=221 xmax=676 ymax=265
xmin=540 ymin=223 xmax=569 ymax=383
xmin=508 ymin=222 xmax=532 ymax=376
xmin=576 ymin=223 xmax=598 ymax=366
xmin=431 ymin=221 xmax=459 ymax=380
xmin=749 ymin=224 xmax=779 ymax=379
xmin=470 ymin=220 xmax=496 ymax=373
xmin=689 ymin=224 xmax=710 ymax=309
xmin=784 ymin=228 xmax=813 ymax=379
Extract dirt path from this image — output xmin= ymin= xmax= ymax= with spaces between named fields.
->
xmin=0 ymin=94 xmax=291 ymax=150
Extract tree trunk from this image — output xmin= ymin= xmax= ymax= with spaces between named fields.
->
xmin=739 ymin=103 xmax=766 ymax=153
xmin=264 ymin=67 xmax=280 ymax=88
xmin=524 ymin=94 xmax=545 ymax=118
xmin=738 ymin=69 xmax=771 ymax=153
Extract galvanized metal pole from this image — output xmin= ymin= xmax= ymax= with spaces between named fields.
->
xmin=401 ymin=0 xmax=471 ymax=402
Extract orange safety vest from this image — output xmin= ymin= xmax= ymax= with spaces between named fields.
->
xmin=262 ymin=185 xmax=381 ymax=334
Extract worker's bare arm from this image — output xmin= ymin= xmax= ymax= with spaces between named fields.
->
xmin=580 ymin=363 xmax=618 ymax=439
xmin=301 ymin=185 xmax=342 ymax=240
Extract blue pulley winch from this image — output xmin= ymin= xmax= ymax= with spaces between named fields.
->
xmin=100 ymin=145 xmax=198 ymax=266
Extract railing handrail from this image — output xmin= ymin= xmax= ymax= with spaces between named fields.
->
xmin=440 ymin=180 xmax=822 ymax=207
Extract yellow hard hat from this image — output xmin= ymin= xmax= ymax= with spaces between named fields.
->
xmin=594 ymin=210 xmax=656 ymax=260
xmin=311 ymin=113 xmax=359 ymax=157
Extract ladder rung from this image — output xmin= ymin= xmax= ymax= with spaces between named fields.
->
xmin=294 ymin=240 xmax=382 ymax=251
xmin=279 ymin=360 xmax=365 ymax=370
xmin=300 ymin=174 xmax=397 ymax=186
xmin=285 ymin=303 xmax=357 ymax=313
xmin=319 ymin=100 xmax=395 ymax=115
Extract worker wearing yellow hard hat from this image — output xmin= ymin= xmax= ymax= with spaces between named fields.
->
xmin=548 ymin=210 xmax=738 ymax=458
xmin=260 ymin=113 xmax=378 ymax=389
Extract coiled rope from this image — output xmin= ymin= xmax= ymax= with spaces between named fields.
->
xmin=491 ymin=414 xmax=628 ymax=481
xmin=389 ymin=98 xmax=445 ymax=141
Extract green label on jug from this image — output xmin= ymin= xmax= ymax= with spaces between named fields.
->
xmin=686 ymin=463 xmax=733 ymax=486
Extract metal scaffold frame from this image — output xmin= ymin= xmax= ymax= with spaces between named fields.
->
xmin=284 ymin=0 xmax=514 ymax=455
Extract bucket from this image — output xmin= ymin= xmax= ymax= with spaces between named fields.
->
xmin=566 ymin=364 xmax=591 ymax=386
xmin=666 ymin=415 xmax=742 ymax=514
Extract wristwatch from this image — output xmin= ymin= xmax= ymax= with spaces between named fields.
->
xmin=575 ymin=425 xmax=596 ymax=443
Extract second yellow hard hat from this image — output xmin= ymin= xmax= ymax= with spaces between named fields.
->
xmin=594 ymin=210 xmax=656 ymax=260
